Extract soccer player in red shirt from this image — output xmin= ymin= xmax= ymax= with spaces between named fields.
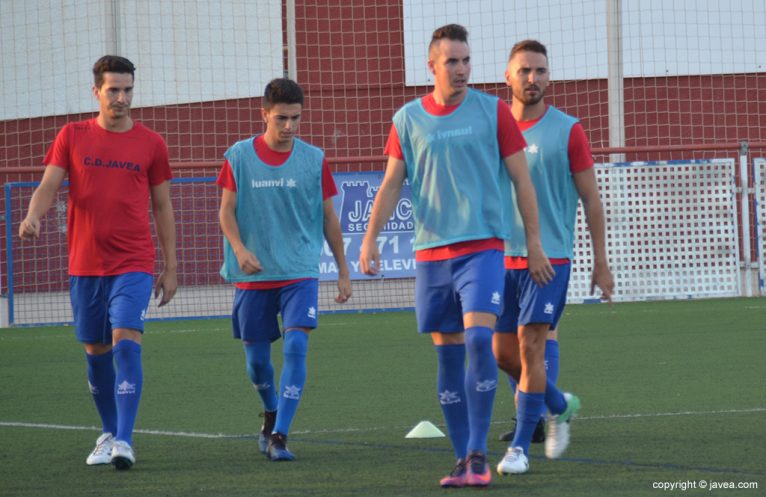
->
xmin=494 ymin=40 xmax=614 ymax=475
xmin=19 ymin=55 xmax=177 ymax=470
xmin=361 ymin=25 xmax=552 ymax=488
xmin=217 ymin=78 xmax=352 ymax=462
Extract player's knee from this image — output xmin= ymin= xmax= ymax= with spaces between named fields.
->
xmin=247 ymin=353 xmax=270 ymax=371
xmin=518 ymin=339 xmax=546 ymax=370
xmin=283 ymin=329 xmax=309 ymax=357
xmin=519 ymin=325 xmax=548 ymax=350
xmin=243 ymin=341 xmax=274 ymax=384
xmin=246 ymin=357 xmax=272 ymax=384
xmin=112 ymin=328 xmax=142 ymax=345
xmin=84 ymin=342 xmax=112 ymax=356
xmin=495 ymin=352 xmax=521 ymax=375
xmin=464 ymin=326 xmax=493 ymax=355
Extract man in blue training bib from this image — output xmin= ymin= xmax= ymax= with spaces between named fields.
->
xmin=360 ymin=24 xmax=552 ymax=488
xmin=217 ymin=78 xmax=352 ymax=462
xmin=494 ymin=40 xmax=615 ymax=476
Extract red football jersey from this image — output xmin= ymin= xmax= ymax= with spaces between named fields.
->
xmin=43 ymin=119 xmax=172 ymax=276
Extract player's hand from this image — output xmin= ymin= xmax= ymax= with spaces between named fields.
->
xmin=590 ymin=262 xmax=614 ymax=304
xmin=155 ymin=268 xmax=178 ymax=307
xmin=335 ymin=271 xmax=352 ymax=303
xmin=18 ymin=216 xmax=41 ymax=240
xmin=359 ymin=236 xmax=380 ymax=275
xmin=236 ymin=249 xmax=263 ymax=274
xmin=527 ymin=244 xmax=554 ymax=287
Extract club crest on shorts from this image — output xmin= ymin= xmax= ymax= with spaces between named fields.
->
xmin=491 ymin=291 xmax=501 ymax=305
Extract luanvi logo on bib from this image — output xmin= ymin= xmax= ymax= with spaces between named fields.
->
xmin=251 ymin=178 xmax=298 ymax=189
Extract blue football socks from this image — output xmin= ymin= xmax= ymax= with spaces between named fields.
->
xmin=542 ymin=338 xmax=560 ymax=420
xmin=274 ymin=330 xmax=309 ymax=435
xmin=244 ymin=341 xmax=278 ymax=412
xmin=435 ymin=343 xmax=468 ymax=460
xmin=113 ymin=340 xmax=143 ymax=445
xmin=545 ymin=339 xmax=560 ymax=385
xmin=546 ymin=378 xmax=567 ymax=415
xmin=512 ymin=391 xmax=545 ymax=454
xmin=464 ymin=326 xmax=497 ymax=455
xmin=86 ymin=350 xmax=117 ymax=435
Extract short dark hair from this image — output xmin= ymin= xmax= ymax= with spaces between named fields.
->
xmin=509 ymin=39 xmax=548 ymax=61
xmin=92 ymin=55 xmax=135 ymax=88
xmin=429 ymin=24 xmax=468 ymax=53
xmin=263 ymin=78 xmax=304 ymax=109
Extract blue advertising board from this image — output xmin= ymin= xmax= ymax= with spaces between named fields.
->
xmin=319 ymin=172 xmax=415 ymax=280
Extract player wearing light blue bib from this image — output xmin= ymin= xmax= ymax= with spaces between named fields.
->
xmin=494 ymin=40 xmax=614 ymax=476
xmin=217 ymin=78 xmax=352 ymax=462
xmin=360 ymin=25 xmax=552 ymax=489
xmin=394 ymin=88 xmax=507 ymax=250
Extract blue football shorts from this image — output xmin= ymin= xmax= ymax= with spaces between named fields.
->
xmin=496 ymin=262 xmax=571 ymax=333
xmin=232 ymin=278 xmax=319 ymax=343
xmin=69 ymin=272 xmax=153 ymax=344
xmin=415 ymin=249 xmax=504 ymax=333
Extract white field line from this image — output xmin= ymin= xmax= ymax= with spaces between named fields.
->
xmin=0 ymin=323 xmax=353 ymax=340
xmin=0 ymin=334 xmax=71 ymax=341
xmin=2 ymin=407 xmax=764 ymax=440
xmin=0 ymin=328 xmax=216 ymax=341
xmin=575 ymin=407 xmax=766 ymax=421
